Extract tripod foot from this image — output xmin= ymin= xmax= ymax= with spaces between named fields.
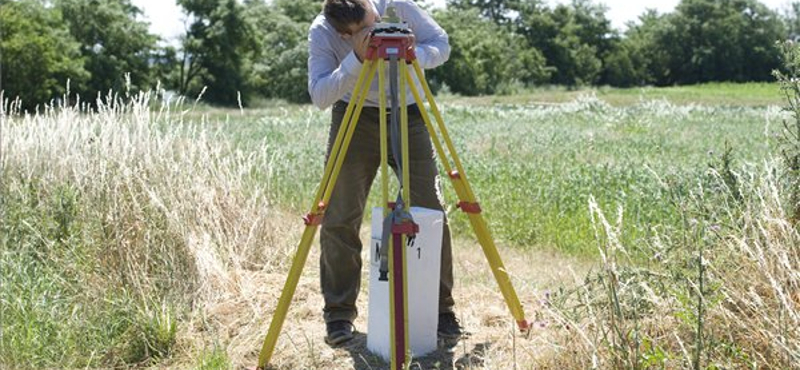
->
xmin=517 ymin=319 xmax=530 ymax=331
xmin=518 ymin=320 xmax=535 ymax=339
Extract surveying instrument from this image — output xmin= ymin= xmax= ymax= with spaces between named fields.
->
xmin=253 ymin=8 xmax=529 ymax=370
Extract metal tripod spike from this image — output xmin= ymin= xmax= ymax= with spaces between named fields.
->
xmin=253 ymin=12 xmax=529 ymax=370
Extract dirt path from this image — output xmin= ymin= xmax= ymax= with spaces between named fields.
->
xmin=233 ymin=236 xmax=596 ymax=370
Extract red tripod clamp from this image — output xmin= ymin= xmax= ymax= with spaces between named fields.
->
xmin=391 ymin=221 xmax=419 ymax=235
xmin=303 ymin=202 xmax=327 ymax=226
xmin=387 ymin=202 xmax=420 ymax=235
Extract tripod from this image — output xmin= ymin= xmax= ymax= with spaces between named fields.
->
xmin=254 ymin=18 xmax=529 ymax=370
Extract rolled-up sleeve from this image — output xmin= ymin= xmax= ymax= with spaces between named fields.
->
xmin=307 ymin=22 xmax=362 ymax=110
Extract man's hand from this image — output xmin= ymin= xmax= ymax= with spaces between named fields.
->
xmin=351 ymin=27 xmax=372 ymax=62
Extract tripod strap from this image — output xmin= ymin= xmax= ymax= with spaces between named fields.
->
xmin=380 ymin=56 xmax=416 ymax=280
xmin=389 ymin=55 xmax=403 ymax=185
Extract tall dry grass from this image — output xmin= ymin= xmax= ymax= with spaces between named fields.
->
xmin=539 ymin=162 xmax=799 ymax=369
xmin=1 ymin=90 xmax=595 ymax=369
xmin=1 ymin=91 xmax=307 ymax=367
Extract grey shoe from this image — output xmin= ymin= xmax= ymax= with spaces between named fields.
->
xmin=437 ymin=312 xmax=464 ymax=339
xmin=325 ymin=320 xmax=354 ymax=345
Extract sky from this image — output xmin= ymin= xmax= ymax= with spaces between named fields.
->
xmin=131 ymin=0 xmax=795 ymax=43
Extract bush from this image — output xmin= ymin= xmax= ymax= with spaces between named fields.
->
xmin=773 ymin=40 xmax=800 ymax=223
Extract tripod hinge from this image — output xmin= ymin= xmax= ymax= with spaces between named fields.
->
xmin=303 ymin=212 xmax=324 ymax=226
xmin=405 ymin=47 xmax=416 ymax=63
xmin=457 ymin=201 xmax=482 ymax=214
xmin=448 ymin=170 xmax=461 ymax=179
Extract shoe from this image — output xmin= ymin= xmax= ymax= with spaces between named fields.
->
xmin=437 ymin=312 xmax=463 ymax=339
xmin=325 ymin=320 xmax=354 ymax=345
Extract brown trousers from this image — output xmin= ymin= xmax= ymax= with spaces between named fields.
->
xmin=321 ymin=100 xmax=455 ymax=324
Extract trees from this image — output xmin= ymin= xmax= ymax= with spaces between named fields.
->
xmin=244 ymin=0 xmax=316 ymax=103
xmin=450 ymin=0 xmax=615 ymax=87
xmin=0 ymin=0 xmax=794 ymax=107
xmin=449 ymin=0 xmax=786 ymax=88
xmin=173 ymin=0 xmax=315 ymax=105
xmin=177 ymin=0 xmax=257 ymax=106
xmin=272 ymin=0 xmax=321 ymax=24
xmin=55 ymin=0 xmax=158 ymax=101
xmin=447 ymin=0 xmax=525 ymax=26
xmin=608 ymin=10 xmax=674 ymax=86
xmin=429 ymin=7 xmax=550 ymax=95
xmin=639 ymin=0 xmax=785 ymax=85
xmin=648 ymin=0 xmax=785 ymax=85
xmin=0 ymin=0 xmax=87 ymax=109
xmin=781 ymin=2 xmax=800 ymax=38
xmin=0 ymin=0 xmax=159 ymax=109
xmin=515 ymin=0 xmax=614 ymax=86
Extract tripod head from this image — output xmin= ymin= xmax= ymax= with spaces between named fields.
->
xmin=371 ymin=22 xmax=411 ymax=38
xmin=366 ymin=6 xmax=415 ymax=61
xmin=372 ymin=5 xmax=410 ymax=36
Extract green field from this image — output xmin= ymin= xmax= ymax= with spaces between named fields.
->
xmin=216 ymin=85 xmax=781 ymax=254
xmin=438 ymin=82 xmax=784 ymax=107
xmin=1 ymin=82 xmax=797 ymax=368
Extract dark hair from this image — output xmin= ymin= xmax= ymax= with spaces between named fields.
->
xmin=324 ymin=0 xmax=368 ymax=34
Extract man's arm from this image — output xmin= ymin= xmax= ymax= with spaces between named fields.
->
xmin=399 ymin=0 xmax=450 ymax=69
xmin=307 ymin=23 xmax=363 ymax=110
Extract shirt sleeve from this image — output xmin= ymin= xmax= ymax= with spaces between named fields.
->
xmin=307 ymin=23 xmax=362 ymax=110
xmin=400 ymin=0 xmax=450 ymax=69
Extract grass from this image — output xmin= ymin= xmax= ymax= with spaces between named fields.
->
xmin=439 ymin=82 xmax=783 ymax=107
xmin=0 ymin=81 xmax=796 ymax=369
xmin=206 ymin=92 xmax=777 ymax=254
xmin=540 ymin=161 xmax=800 ymax=369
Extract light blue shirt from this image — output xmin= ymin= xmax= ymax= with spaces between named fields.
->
xmin=307 ymin=0 xmax=450 ymax=110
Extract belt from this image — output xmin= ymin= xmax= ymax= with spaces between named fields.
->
xmin=335 ymin=100 xmax=420 ymax=116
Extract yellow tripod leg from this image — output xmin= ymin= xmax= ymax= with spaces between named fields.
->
xmin=406 ymin=61 xmax=530 ymax=332
xmin=379 ymin=58 xmax=400 ymax=369
xmin=256 ymin=60 xmax=379 ymax=369
xmin=313 ymin=61 xmax=374 ymax=206
xmin=322 ymin=60 xmax=380 ymax=203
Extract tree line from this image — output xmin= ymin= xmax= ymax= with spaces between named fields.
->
xmin=1 ymin=0 xmax=799 ymax=109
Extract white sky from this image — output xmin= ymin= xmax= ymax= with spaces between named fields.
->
xmin=131 ymin=0 xmax=795 ymax=43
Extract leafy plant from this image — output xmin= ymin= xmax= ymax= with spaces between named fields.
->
xmin=773 ymin=40 xmax=800 ymax=224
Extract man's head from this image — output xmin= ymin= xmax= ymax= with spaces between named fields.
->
xmin=324 ymin=0 xmax=380 ymax=38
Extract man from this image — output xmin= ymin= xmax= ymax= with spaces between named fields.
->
xmin=308 ymin=0 xmax=461 ymax=345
